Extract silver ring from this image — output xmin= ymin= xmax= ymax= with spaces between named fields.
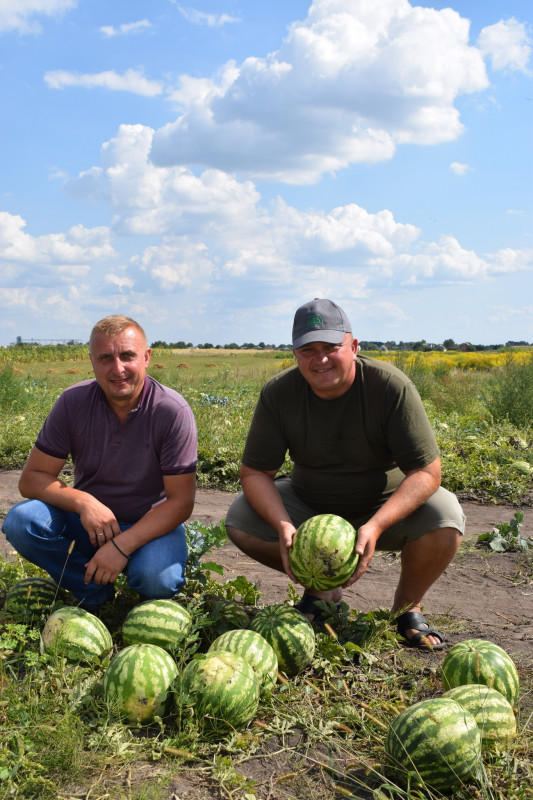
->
xmin=97 ymin=532 xmax=105 ymax=537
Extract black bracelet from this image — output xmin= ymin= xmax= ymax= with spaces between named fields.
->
xmin=111 ymin=538 xmax=131 ymax=561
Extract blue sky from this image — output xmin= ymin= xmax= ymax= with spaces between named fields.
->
xmin=0 ymin=0 xmax=531 ymax=347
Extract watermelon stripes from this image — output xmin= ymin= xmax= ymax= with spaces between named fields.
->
xmin=42 ymin=606 xmax=113 ymax=664
xmin=180 ymin=651 xmax=259 ymax=733
xmin=289 ymin=514 xmax=359 ymax=590
xmin=208 ymin=629 xmax=278 ymax=693
xmin=122 ymin=598 xmax=192 ymax=652
xmin=441 ymin=639 xmax=520 ymax=706
xmin=250 ymin=604 xmax=315 ymax=676
xmin=386 ymin=698 xmax=482 ymax=791
xmin=104 ymin=643 xmax=179 ymax=725
xmin=443 ymin=684 xmax=517 ymax=751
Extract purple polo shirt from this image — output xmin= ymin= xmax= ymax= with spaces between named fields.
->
xmin=35 ymin=376 xmax=197 ymax=523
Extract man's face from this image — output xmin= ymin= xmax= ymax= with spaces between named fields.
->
xmin=293 ymin=333 xmax=358 ymax=399
xmin=90 ymin=327 xmax=151 ymax=409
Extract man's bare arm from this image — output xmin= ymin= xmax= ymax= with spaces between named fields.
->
xmin=240 ymin=464 xmax=298 ymax=580
xmin=19 ymin=446 xmax=121 ymax=544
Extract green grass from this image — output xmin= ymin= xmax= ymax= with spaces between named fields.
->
xmin=0 ymin=347 xmax=531 ymax=500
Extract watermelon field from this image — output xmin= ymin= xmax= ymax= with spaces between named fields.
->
xmin=0 ymin=346 xmax=532 ymax=799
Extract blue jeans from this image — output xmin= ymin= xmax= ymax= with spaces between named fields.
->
xmin=2 ymin=500 xmax=188 ymax=607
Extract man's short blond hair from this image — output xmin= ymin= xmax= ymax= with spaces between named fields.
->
xmin=89 ymin=315 xmax=148 ymax=353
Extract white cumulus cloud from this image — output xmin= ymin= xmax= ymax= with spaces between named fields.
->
xmin=0 ymin=212 xmax=115 ymax=286
xmin=0 ymin=0 xmax=76 ymax=34
xmin=151 ymin=0 xmax=489 ymax=183
xmin=449 ymin=161 xmax=473 ymax=175
xmin=44 ymin=69 xmax=162 ymax=96
xmin=478 ymin=18 xmax=532 ymax=72
xmin=178 ymin=6 xmax=240 ymax=27
xmin=100 ymin=19 xmax=151 ymax=37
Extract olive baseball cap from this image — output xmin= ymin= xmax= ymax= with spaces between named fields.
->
xmin=292 ymin=298 xmax=352 ymax=349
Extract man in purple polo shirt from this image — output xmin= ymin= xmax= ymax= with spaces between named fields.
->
xmin=3 ymin=315 xmax=197 ymax=611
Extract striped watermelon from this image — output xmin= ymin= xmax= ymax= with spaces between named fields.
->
xmin=122 ymin=599 xmax=192 ymax=652
xmin=443 ymin=684 xmax=517 ymax=752
xmin=209 ymin=599 xmax=250 ymax=635
xmin=289 ymin=514 xmax=359 ymax=590
xmin=208 ymin=629 xmax=278 ymax=693
xmin=250 ymin=604 xmax=315 ymax=676
xmin=386 ymin=698 xmax=481 ymax=791
xmin=103 ymin=643 xmax=179 ymax=725
xmin=441 ymin=639 xmax=519 ymax=706
xmin=179 ymin=651 xmax=259 ymax=734
xmin=41 ymin=606 xmax=112 ymax=664
xmin=4 ymin=577 xmax=64 ymax=624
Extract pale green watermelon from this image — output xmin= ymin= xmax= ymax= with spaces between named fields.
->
xmin=250 ymin=604 xmax=315 ymax=676
xmin=208 ymin=629 xmax=278 ymax=693
xmin=103 ymin=643 xmax=179 ymax=725
xmin=4 ymin=577 xmax=64 ymax=623
xmin=41 ymin=606 xmax=112 ymax=664
xmin=179 ymin=651 xmax=259 ymax=734
xmin=386 ymin=698 xmax=481 ymax=791
xmin=443 ymin=684 xmax=517 ymax=752
xmin=289 ymin=514 xmax=358 ymax=590
xmin=122 ymin=598 xmax=192 ymax=652
xmin=441 ymin=639 xmax=519 ymax=706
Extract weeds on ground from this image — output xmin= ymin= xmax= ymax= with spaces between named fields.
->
xmin=477 ymin=512 xmax=533 ymax=553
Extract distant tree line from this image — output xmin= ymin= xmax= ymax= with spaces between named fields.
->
xmin=150 ymin=338 xmax=531 ymax=352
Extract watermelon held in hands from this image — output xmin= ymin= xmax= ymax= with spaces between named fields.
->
xmin=443 ymin=684 xmax=517 ymax=752
xmin=441 ymin=638 xmax=519 ymax=706
xmin=103 ymin=643 xmax=179 ymax=725
xmin=208 ymin=629 xmax=278 ymax=693
xmin=250 ymin=604 xmax=315 ymax=676
xmin=289 ymin=514 xmax=359 ymax=590
xmin=41 ymin=606 xmax=113 ymax=664
xmin=179 ymin=650 xmax=259 ymax=734
xmin=386 ymin=698 xmax=482 ymax=791
xmin=121 ymin=598 xmax=192 ymax=652
xmin=4 ymin=577 xmax=65 ymax=624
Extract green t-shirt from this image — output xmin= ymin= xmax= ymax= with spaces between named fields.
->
xmin=242 ymin=356 xmax=440 ymax=518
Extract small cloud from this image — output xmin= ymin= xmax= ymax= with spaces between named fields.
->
xmin=449 ymin=162 xmax=473 ymax=176
xmin=506 ymin=208 xmax=524 ymax=215
xmin=44 ymin=69 xmax=163 ymax=97
xmin=0 ymin=0 xmax=76 ymax=35
xmin=178 ymin=6 xmax=240 ymax=27
xmin=478 ymin=18 xmax=531 ymax=73
xmin=100 ymin=20 xmax=151 ymax=37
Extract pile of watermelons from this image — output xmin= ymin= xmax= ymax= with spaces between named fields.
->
xmin=2 ymin=512 xmax=523 ymax=790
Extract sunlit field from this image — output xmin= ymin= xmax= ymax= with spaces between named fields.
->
xmin=1 ymin=345 xmax=531 ymax=503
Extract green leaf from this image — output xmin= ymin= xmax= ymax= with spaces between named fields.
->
xmin=201 ymin=561 xmax=225 ymax=576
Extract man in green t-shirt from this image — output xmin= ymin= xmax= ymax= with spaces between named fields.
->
xmin=225 ymin=298 xmax=465 ymax=650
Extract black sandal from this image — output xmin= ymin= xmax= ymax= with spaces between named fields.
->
xmin=396 ymin=611 xmax=445 ymax=651
xmin=295 ymin=593 xmax=341 ymax=626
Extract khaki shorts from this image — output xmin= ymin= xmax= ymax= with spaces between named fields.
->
xmin=225 ymin=476 xmax=465 ymax=550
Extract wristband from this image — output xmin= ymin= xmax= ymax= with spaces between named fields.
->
xmin=111 ymin=538 xmax=131 ymax=561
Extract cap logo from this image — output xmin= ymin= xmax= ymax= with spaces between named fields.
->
xmin=307 ymin=313 xmax=324 ymax=327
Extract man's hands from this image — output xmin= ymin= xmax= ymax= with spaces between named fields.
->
xmin=278 ymin=520 xmax=299 ymax=583
xmin=79 ymin=497 xmax=121 ymax=548
xmin=84 ymin=537 xmax=130 ymax=586
xmin=80 ymin=497 xmax=126 ymax=586
xmin=342 ymin=521 xmax=381 ymax=588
